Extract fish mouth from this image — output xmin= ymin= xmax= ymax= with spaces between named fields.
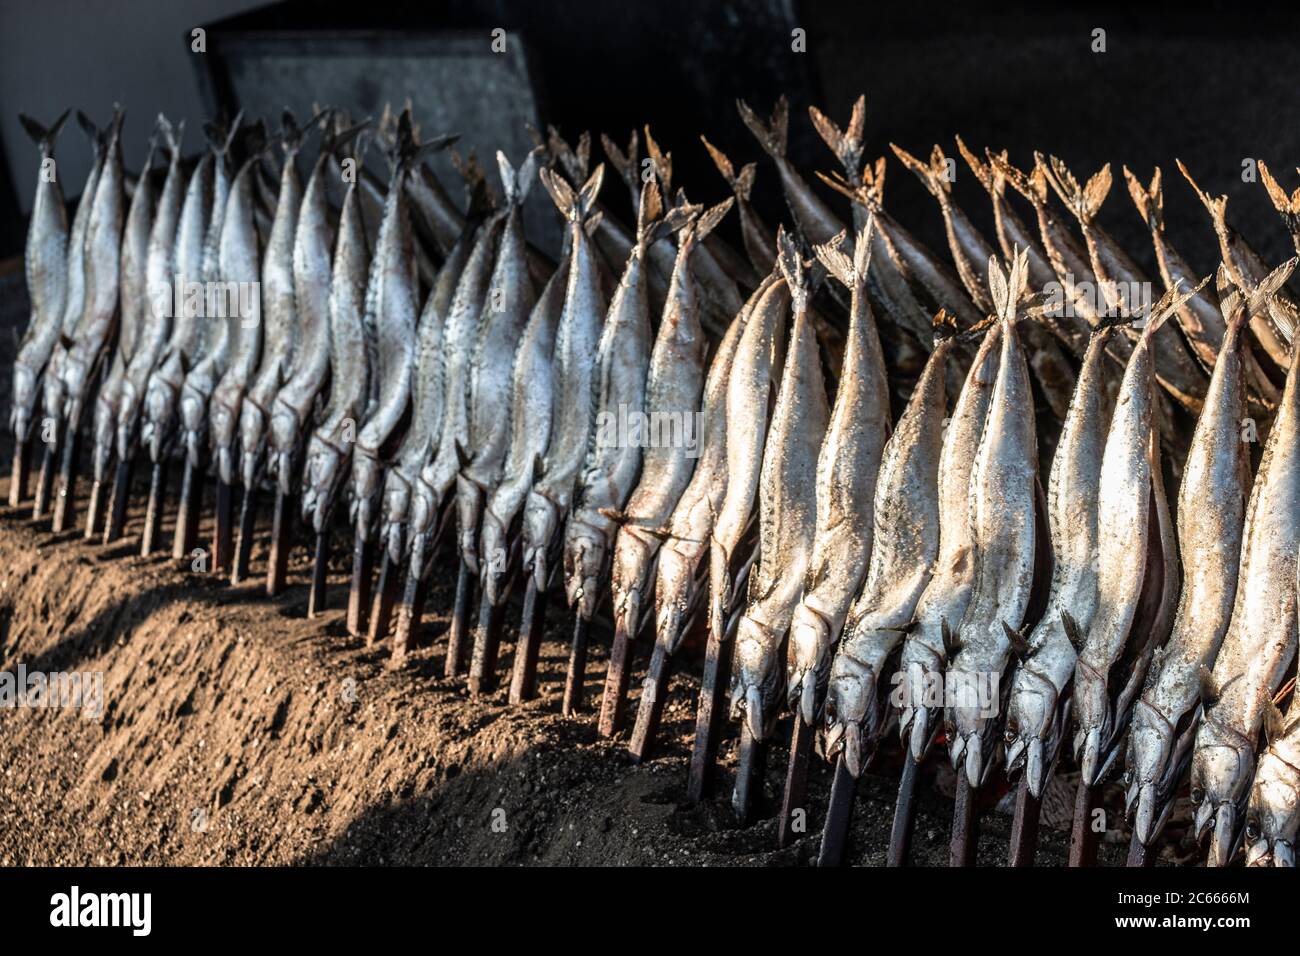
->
xmin=729 ymin=616 xmax=784 ymax=742
xmin=821 ymin=654 xmax=879 ymax=777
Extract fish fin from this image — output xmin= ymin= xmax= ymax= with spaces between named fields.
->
xmin=777 ymin=226 xmax=808 ymax=314
xmin=693 ymin=197 xmax=733 ymax=244
xmin=1001 ymin=620 xmax=1030 ymax=662
xmin=1259 ymin=160 xmax=1300 ymax=238
xmin=322 ymin=118 xmax=369 ymax=162
xmin=701 ymin=136 xmax=756 ymax=203
xmin=932 ymin=308 xmax=960 ymax=341
xmin=1043 ymin=155 xmax=1111 ymax=224
xmin=1122 ymin=165 xmax=1164 ymax=232
xmin=1175 ymin=159 xmax=1230 ymax=231
xmin=75 ymin=110 xmax=99 ymax=145
xmin=954 ymin=136 xmax=992 ymax=195
xmin=1143 ymin=275 xmax=1211 ymax=339
xmin=813 ymin=229 xmax=853 ymax=287
xmin=642 ymin=126 xmax=673 ymax=196
xmin=632 ymin=178 xmax=665 ymax=252
xmin=279 ymin=109 xmax=305 ymax=155
xmin=600 ymin=129 xmax=638 ymax=189
xmin=941 ymin=618 xmax=962 ymax=658
xmin=891 ymin=142 xmax=952 ymax=201
xmin=1198 ymin=665 xmax=1222 ymax=710
xmin=155 ymin=114 xmax=184 ymax=163
xmin=19 ymin=109 xmax=71 ymax=152
xmin=808 ymin=95 xmax=866 ymax=181
xmin=1235 ymin=255 xmax=1300 ymax=341
xmin=1265 ymin=696 xmax=1286 ymax=747
xmin=1060 ymin=610 xmax=1085 ymax=653
xmin=497 ymin=146 xmax=541 ymax=207
xmin=596 ymin=507 xmax=628 ymax=525
xmin=736 ymin=96 xmax=788 ymax=161
xmin=989 ymin=151 xmax=1046 ymax=206
xmin=546 ymin=128 xmax=591 ymax=185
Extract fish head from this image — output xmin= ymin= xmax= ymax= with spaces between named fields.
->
xmin=787 ymin=602 xmax=832 ymax=725
xmin=1003 ymin=666 xmax=1059 ymax=797
xmin=947 ymin=664 xmax=1003 ymax=788
xmin=821 ymin=634 xmax=883 ymax=777
xmin=521 ymin=493 xmax=558 ymax=589
xmin=610 ymin=533 xmax=652 ymax=640
xmin=1244 ymin=750 xmax=1300 ymax=867
xmin=1190 ymin=720 xmax=1254 ymax=865
xmin=898 ymin=638 xmax=947 ymax=761
xmin=301 ymin=437 xmax=342 ymax=527
xmin=652 ymin=546 xmax=695 ymax=657
xmin=1070 ymin=664 xmax=1112 ymax=786
xmin=10 ymin=363 xmax=37 ymax=440
xmin=1124 ymin=705 xmax=1176 ymax=845
xmin=268 ymin=403 xmax=299 ymax=459
xmin=455 ymin=477 xmax=485 ymax=577
xmin=728 ymin=615 xmax=785 ymax=742
xmin=478 ymin=511 xmax=510 ymax=607
xmin=562 ymin=520 xmax=606 ymax=621
xmin=59 ymin=353 xmax=90 ymax=413
xmin=237 ymin=403 xmax=267 ymax=487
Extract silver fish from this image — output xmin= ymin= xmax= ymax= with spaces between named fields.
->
xmin=651 ymin=273 xmax=774 ymax=662
xmin=602 ymin=196 xmax=721 ymax=640
xmin=1004 ymin=320 xmax=1116 ymax=798
xmin=564 ymin=181 xmax=674 ymax=621
xmin=1244 ymin=697 xmax=1300 ymax=867
xmin=301 ymin=137 xmax=371 ymax=529
xmin=1126 ymin=269 xmax=1271 ymax=847
xmin=731 ymin=236 xmax=829 ymax=740
xmin=895 ymin=318 xmax=1002 ymax=763
xmin=117 ymin=117 xmax=186 ymax=461
xmin=519 ymin=164 xmax=608 ymax=591
xmin=1073 ymin=282 xmax=1202 ymax=787
xmin=206 ymin=153 xmax=265 ymax=486
xmin=11 ymin=110 xmax=71 ymax=446
xmin=60 ymin=108 xmax=125 ymax=428
xmin=946 ymin=252 xmax=1042 ymax=789
xmin=238 ymin=112 xmax=310 ymax=491
xmin=1191 ymin=267 xmax=1300 ymax=867
xmin=457 ymin=149 xmax=542 ymax=577
xmin=821 ymin=315 xmax=953 ymax=775
xmin=786 ymin=225 xmax=891 ymax=724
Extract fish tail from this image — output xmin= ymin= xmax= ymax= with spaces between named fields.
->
xmin=954 ymin=136 xmax=992 ymax=195
xmin=322 ymin=117 xmax=368 ymax=162
xmin=154 ymin=114 xmax=184 ymax=163
xmin=701 ymin=136 xmax=756 ymax=203
xmin=393 ymin=108 xmax=457 ymax=172
xmin=496 ymin=146 xmax=540 ymax=208
xmin=600 ymin=129 xmax=639 ymax=194
xmin=891 ymin=142 xmax=952 ymax=202
xmin=1144 ymin=274 xmax=1212 ymax=340
xmin=1123 ymin=165 xmax=1164 ymax=233
xmin=545 ymin=126 xmax=592 ymax=184
xmin=808 ymin=95 xmax=865 ymax=180
xmin=18 ymin=109 xmax=70 ymax=154
xmin=75 ymin=110 xmax=99 ymax=148
xmin=737 ymin=96 xmax=788 ymax=161
xmin=812 ymin=224 xmax=873 ymax=293
xmin=777 ymin=226 xmax=808 ymax=313
xmin=1233 ymin=256 xmax=1299 ymax=338
xmin=693 ymin=197 xmax=733 ymax=245
xmin=1259 ymin=160 xmax=1300 ymax=239
xmin=991 ymin=151 xmax=1048 ymax=207
xmin=1042 ymin=154 xmax=1111 ymax=225
xmin=932 ymin=308 xmax=960 ymax=340
xmin=1175 ymin=159 xmax=1230 ymax=231
xmin=540 ymin=162 xmax=606 ymax=230
xmin=203 ymin=110 xmax=244 ymax=160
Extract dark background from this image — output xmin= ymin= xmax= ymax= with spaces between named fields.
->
xmin=3 ymin=0 xmax=1300 ymax=279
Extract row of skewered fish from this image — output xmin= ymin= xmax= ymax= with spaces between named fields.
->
xmin=8 ymin=93 xmax=1300 ymax=867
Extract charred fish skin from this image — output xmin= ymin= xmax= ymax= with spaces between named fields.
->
xmin=821 ymin=317 xmax=952 ymax=776
xmin=894 ymin=142 xmax=1075 ymax=421
xmin=895 ymin=319 xmax=1002 ymax=763
xmin=176 ymin=118 xmax=248 ymax=471
xmin=1004 ymin=322 xmax=1115 ymax=798
xmin=457 ymin=149 xmax=542 ymax=577
xmin=786 ymin=225 xmax=891 ymax=724
xmin=706 ymin=254 xmax=791 ymax=645
xmin=1126 ymin=275 xmax=1260 ymax=846
xmin=118 ymin=117 xmax=187 ymax=462
xmin=1178 ymin=160 xmax=1294 ymax=373
xmin=12 ymin=110 xmax=71 ymax=445
xmin=268 ymin=119 xmax=362 ymax=492
xmin=350 ymin=115 xmax=442 ymax=540
xmin=61 ymin=108 xmax=126 ymax=427
xmin=562 ymin=181 xmax=667 ymax=622
xmin=731 ymin=236 xmax=830 ymax=741
xmin=1191 ymin=270 xmax=1300 ymax=866
xmin=946 ymin=252 xmax=1041 ymax=789
xmin=1044 ymin=157 xmax=1208 ymax=414
xmin=92 ymin=118 xmax=163 ymax=485
xmin=1073 ymin=283 xmax=1204 ymax=788
xmin=206 ymin=153 xmax=266 ymax=487
xmin=302 ymin=139 xmax=371 ymax=531
xmin=519 ymin=164 xmax=609 ymax=592
xmin=603 ymin=195 xmax=721 ymax=640
xmin=651 ymin=272 xmax=774 ymax=660
xmin=478 ymin=233 xmax=571 ymax=608
xmin=238 ymin=112 xmax=309 ymax=492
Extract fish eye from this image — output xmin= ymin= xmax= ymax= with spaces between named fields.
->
xmin=1191 ymin=786 xmax=1205 ymax=805
xmin=1246 ymin=819 xmax=1261 ymax=842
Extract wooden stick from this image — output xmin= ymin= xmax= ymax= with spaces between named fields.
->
xmin=32 ymin=431 xmax=59 ymax=520
xmin=345 ymin=529 xmax=374 ymax=637
xmin=1068 ymin=778 xmax=1101 ymax=866
xmin=103 ymin=456 xmax=132 ymax=543
xmin=468 ymin=587 xmax=505 ymax=695
xmin=731 ymin=723 xmax=766 ymax=826
xmin=887 ymin=754 xmax=922 ymax=867
xmin=170 ymin=458 xmax=198 ymax=559
xmin=212 ymin=478 xmax=233 ymax=574
xmin=307 ymin=531 xmax=329 ymax=618
xmin=777 ymin=713 xmax=815 ymax=848
xmin=508 ymin=578 xmax=548 ymax=704
xmin=561 ymin=614 xmax=591 ymax=715
xmin=816 ymin=758 xmax=858 ymax=867
xmin=266 ymin=487 xmax=292 ymax=596
xmin=231 ymin=484 xmax=255 ymax=584
xmin=83 ymin=476 xmax=106 ymax=539
xmin=445 ymin=559 xmax=475 ymax=680
xmin=597 ymin=620 xmax=635 ymax=738
xmin=50 ymin=418 xmax=81 ymax=533
xmin=627 ymin=642 xmax=671 ymax=762
xmin=1008 ymin=777 xmax=1042 ymax=867
xmin=142 ymin=461 xmax=167 ymax=556
xmin=685 ymin=622 xmax=734 ymax=803
xmin=9 ymin=432 xmax=31 ymax=507
xmin=949 ymin=777 xmax=979 ymax=867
